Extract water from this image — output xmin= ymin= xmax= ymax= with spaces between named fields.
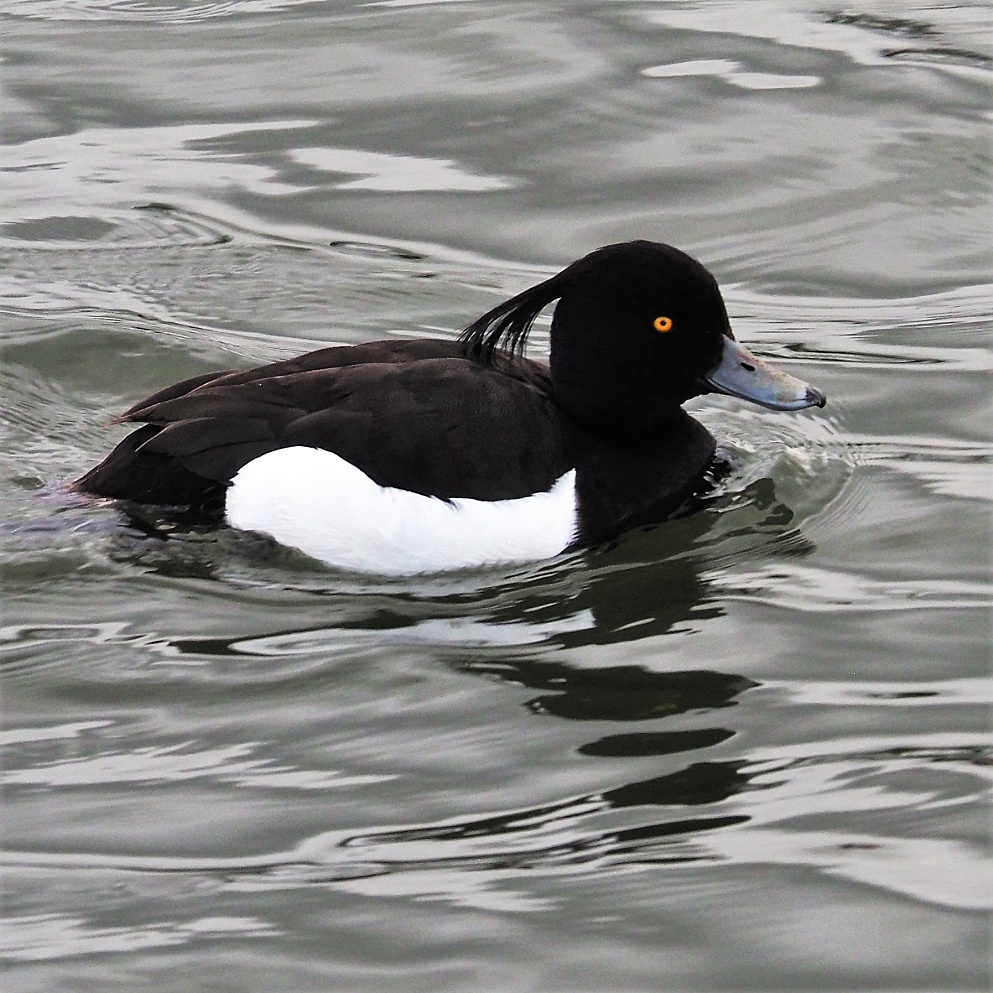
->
xmin=2 ymin=1 xmax=991 ymax=989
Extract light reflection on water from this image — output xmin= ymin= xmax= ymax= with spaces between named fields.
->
xmin=1 ymin=0 xmax=991 ymax=989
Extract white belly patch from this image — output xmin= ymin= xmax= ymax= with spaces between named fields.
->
xmin=225 ymin=446 xmax=578 ymax=574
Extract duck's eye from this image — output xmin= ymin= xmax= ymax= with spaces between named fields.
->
xmin=653 ymin=316 xmax=674 ymax=333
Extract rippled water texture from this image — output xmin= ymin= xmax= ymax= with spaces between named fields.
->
xmin=2 ymin=1 xmax=991 ymax=990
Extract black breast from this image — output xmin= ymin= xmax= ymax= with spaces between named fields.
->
xmin=571 ymin=410 xmax=717 ymax=546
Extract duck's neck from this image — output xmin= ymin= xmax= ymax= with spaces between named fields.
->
xmin=549 ymin=354 xmax=694 ymax=440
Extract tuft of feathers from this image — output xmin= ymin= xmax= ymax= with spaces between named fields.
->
xmin=458 ymin=270 xmax=570 ymax=365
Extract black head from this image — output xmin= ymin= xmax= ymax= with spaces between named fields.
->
xmin=461 ymin=240 xmax=734 ymax=436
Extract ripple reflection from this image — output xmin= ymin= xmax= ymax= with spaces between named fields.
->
xmin=4 ymin=732 xmax=988 ymax=913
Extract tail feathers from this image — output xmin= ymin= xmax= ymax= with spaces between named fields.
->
xmin=75 ymin=424 xmax=226 ymax=515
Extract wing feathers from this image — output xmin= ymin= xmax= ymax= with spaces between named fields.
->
xmin=78 ymin=345 xmax=570 ymax=506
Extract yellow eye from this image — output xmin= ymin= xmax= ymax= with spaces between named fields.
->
xmin=653 ymin=316 xmax=673 ymax=333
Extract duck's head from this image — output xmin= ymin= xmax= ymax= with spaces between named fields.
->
xmin=461 ymin=240 xmax=825 ymax=437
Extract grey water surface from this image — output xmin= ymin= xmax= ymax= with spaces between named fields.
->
xmin=2 ymin=1 xmax=991 ymax=990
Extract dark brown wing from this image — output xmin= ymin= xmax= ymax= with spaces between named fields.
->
xmin=119 ymin=338 xmax=463 ymax=419
xmin=76 ymin=341 xmax=569 ymax=509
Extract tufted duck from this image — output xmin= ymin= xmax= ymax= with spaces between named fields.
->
xmin=76 ymin=240 xmax=826 ymax=572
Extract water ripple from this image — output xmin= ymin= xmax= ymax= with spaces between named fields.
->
xmin=0 ymin=273 xmax=325 ymax=367
xmin=838 ymin=433 xmax=993 ymax=501
xmin=727 ymin=283 xmax=993 ymax=337
xmin=1 ymin=120 xmax=312 ymax=240
xmin=0 ymin=912 xmax=278 ymax=962
xmin=770 ymin=677 xmax=992 ymax=708
xmin=290 ymin=147 xmax=516 ymax=192
xmin=644 ymin=60 xmax=820 ymax=91
xmin=0 ymin=719 xmax=113 ymax=747
xmin=644 ymin=2 xmax=993 ymax=80
xmin=707 ymin=563 xmax=992 ymax=613
xmin=5 ymin=0 xmax=325 ymax=22
xmin=1 ymin=735 xmax=391 ymax=789
xmin=0 ymin=204 xmax=233 ymax=250
xmin=3 ymin=731 xmax=989 ymax=914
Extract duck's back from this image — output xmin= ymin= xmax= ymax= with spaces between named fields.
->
xmin=77 ymin=340 xmax=570 ymax=510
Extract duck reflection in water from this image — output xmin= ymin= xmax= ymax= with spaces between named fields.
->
xmin=138 ymin=466 xmax=808 ymax=860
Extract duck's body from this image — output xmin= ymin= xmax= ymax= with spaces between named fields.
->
xmin=76 ymin=241 xmax=824 ymax=572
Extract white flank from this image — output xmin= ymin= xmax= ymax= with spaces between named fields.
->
xmin=225 ymin=447 xmax=578 ymax=574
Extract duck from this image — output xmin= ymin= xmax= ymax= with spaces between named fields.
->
xmin=75 ymin=240 xmax=825 ymax=573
